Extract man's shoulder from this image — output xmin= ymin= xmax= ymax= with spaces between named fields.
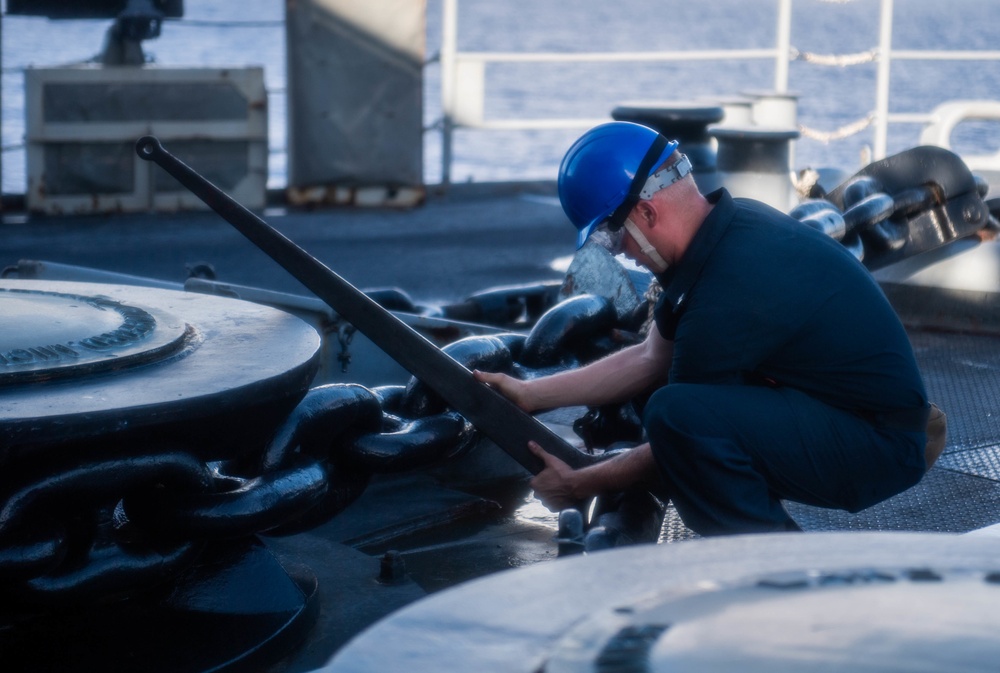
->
xmin=730 ymin=195 xmax=797 ymax=226
xmin=725 ymin=195 xmax=847 ymax=253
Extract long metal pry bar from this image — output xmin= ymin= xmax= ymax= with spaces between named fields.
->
xmin=136 ymin=135 xmax=600 ymax=474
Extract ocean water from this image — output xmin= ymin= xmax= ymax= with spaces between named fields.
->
xmin=2 ymin=0 xmax=999 ymax=194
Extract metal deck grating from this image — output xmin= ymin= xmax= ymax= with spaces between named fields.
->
xmin=660 ymin=327 xmax=1000 ymax=542
xmin=937 ymin=444 xmax=1000 ymax=480
xmin=788 ymin=468 xmax=1000 ymax=533
xmin=912 ymin=330 xmax=1000 ymax=453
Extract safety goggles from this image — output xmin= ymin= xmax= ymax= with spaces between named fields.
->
xmin=588 ymin=220 xmax=629 ymax=255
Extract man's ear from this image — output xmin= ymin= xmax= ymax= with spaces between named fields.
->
xmin=634 ymin=200 xmax=657 ymax=229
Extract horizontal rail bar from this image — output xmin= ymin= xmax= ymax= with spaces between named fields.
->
xmin=456 ymin=48 xmax=781 ymax=64
xmin=464 ymin=118 xmax=610 ymax=131
xmin=457 ymin=48 xmax=1000 ymax=66
xmin=886 ymin=112 xmax=935 ymax=124
xmin=889 ymin=50 xmax=1000 ymax=61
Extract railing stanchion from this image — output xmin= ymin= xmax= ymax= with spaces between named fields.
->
xmin=873 ymin=0 xmax=895 ymax=160
xmin=440 ymin=0 xmax=459 ymax=186
xmin=774 ymin=0 xmax=792 ymax=93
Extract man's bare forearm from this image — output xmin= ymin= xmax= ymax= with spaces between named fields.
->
xmin=571 ymin=442 xmax=659 ymax=497
xmin=523 ymin=327 xmax=672 ymax=411
xmin=474 ymin=325 xmax=672 ymax=419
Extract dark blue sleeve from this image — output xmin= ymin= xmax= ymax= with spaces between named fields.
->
xmin=652 ymin=291 xmax=679 ymax=340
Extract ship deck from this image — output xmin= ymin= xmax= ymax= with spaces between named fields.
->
xmin=4 ymin=183 xmax=1000 ymax=671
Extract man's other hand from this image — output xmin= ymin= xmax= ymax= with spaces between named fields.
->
xmin=527 ymin=441 xmax=579 ymax=511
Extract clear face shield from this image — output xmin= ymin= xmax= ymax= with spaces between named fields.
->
xmin=590 ymin=218 xmax=670 ymax=273
xmin=588 ymin=220 xmax=628 ymax=255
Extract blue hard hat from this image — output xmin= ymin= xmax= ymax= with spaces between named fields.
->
xmin=558 ymin=122 xmax=678 ymax=248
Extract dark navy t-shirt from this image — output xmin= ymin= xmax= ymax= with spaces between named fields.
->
xmin=653 ymin=189 xmax=927 ymax=416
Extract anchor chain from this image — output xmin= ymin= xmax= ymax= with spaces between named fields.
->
xmin=789 ymin=162 xmax=996 ymax=267
xmin=0 ymin=292 xmax=646 ymax=605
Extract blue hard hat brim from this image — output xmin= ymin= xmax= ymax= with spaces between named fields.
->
xmin=576 ymin=221 xmax=599 ymax=249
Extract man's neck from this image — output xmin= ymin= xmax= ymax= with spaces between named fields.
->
xmin=662 ymin=183 xmax=714 ymax=264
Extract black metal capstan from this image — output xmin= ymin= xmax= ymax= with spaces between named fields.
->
xmin=0 ymin=280 xmax=323 ymax=672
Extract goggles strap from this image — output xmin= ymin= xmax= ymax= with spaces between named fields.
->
xmin=607 ymin=134 xmax=670 ymax=232
xmin=623 ymin=218 xmax=669 ymax=273
xmin=639 ymin=154 xmax=693 ymax=199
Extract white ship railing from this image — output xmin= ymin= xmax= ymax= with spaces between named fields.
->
xmin=438 ymin=0 xmax=1000 ymax=184
xmin=5 ymin=2 xmax=1000 ymax=192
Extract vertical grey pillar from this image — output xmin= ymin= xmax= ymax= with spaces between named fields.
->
xmin=743 ymin=89 xmax=799 ymax=168
xmin=744 ymin=90 xmax=799 ymax=128
xmin=285 ymin=0 xmax=426 ymax=206
xmin=709 ymin=127 xmax=800 ymax=212
xmin=714 ymin=96 xmax=755 ymax=128
xmin=1 ymin=11 xmax=4 ymax=210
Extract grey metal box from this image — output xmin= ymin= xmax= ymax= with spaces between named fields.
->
xmin=25 ymin=66 xmax=267 ymax=214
